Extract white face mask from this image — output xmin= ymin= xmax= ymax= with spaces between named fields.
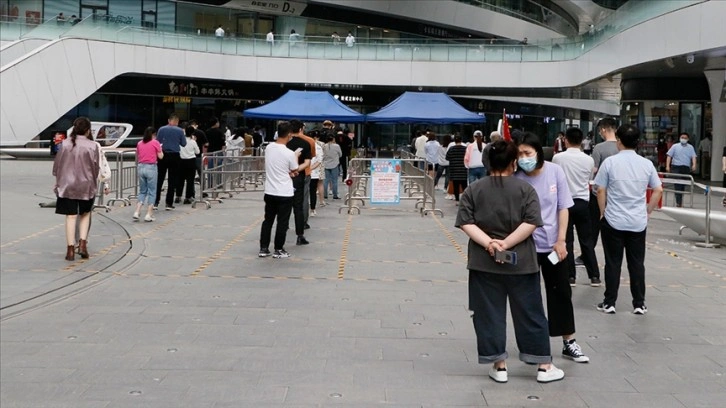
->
xmin=680 ymin=138 xmax=688 ymax=145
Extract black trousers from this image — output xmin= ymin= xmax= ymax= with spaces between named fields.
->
xmin=588 ymin=192 xmax=601 ymax=247
xmin=452 ymin=179 xmax=468 ymax=201
xmin=309 ymin=178 xmax=319 ymax=210
xmin=291 ymin=175 xmax=305 ymax=236
xmin=600 ymin=219 xmax=647 ymax=308
xmin=155 ymin=152 xmax=181 ymax=207
xmin=566 ymin=198 xmax=600 ymax=280
xmin=670 ymin=164 xmax=690 ymax=206
xmin=259 ymin=194 xmax=293 ymax=251
xmin=537 ymin=253 xmax=575 ymax=337
xmin=179 ymin=158 xmax=196 ymax=199
xmin=340 ymin=156 xmax=348 ymax=181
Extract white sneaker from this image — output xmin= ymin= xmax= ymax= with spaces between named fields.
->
xmin=144 ymin=215 xmax=155 ymax=222
xmin=132 ymin=212 xmax=139 ymax=220
xmin=488 ymin=366 xmax=508 ymax=383
xmin=311 ymin=210 xmax=316 ymax=217
xmin=537 ymin=364 xmax=565 ymax=383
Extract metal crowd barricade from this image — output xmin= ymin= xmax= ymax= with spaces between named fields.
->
xmin=680 ymin=182 xmax=725 ymax=249
xmin=103 ymin=149 xmax=137 ymax=207
xmin=658 ymin=171 xmax=695 ymax=207
xmin=341 ymin=157 xmax=443 ymax=217
xmin=194 ymin=148 xmax=266 ymax=209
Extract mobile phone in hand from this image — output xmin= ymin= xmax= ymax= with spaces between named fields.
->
xmin=294 ymin=147 xmax=303 ymax=154
xmin=547 ymin=250 xmax=559 ymax=265
xmin=494 ymin=250 xmax=517 ymax=265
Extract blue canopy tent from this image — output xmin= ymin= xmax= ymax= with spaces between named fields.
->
xmin=366 ymin=92 xmax=484 ymax=124
xmin=243 ymin=90 xmax=365 ymax=122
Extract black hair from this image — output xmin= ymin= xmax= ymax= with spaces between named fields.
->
xmin=678 ymin=132 xmax=690 ymax=139
xmin=289 ymin=119 xmax=304 ymax=134
xmin=615 ymin=124 xmax=640 ymax=149
xmin=565 ymin=127 xmax=583 ymax=146
xmin=277 ymin=121 xmax=292 ymax=139
xmin=598 ymin=117 xmax=618 ymax=131
xmin=454 ymin=135 xmax=462 ymax=143
xmin=209 ymin=117 xmax=219 ymax=127
xmin=441 ymin=134 xmax=452 ymax=148
xmin=168 ymin=113 xmax=178 ymax=121
xmin=143 ymin=126 xmax=156 ymax=143
xmin=488 ymin=140 xmax=518 ymax=173
xmin=185 ymin=126 xmax=195 ymax=138
xmin=70 ymin=117 xmax=92 ymax=147
xmin=517 ymin=132 xmax=545 ymax=170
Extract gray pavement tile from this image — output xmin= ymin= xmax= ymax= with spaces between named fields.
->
xmin=234 ymin=358 xmax=327 ymax=372
xmin=79 ymin=383 xmax=189 ymax=403
xmin=159 ymin=370 xmax=260 ymax=388
xmin=0 ymin=382 xmax=91 ymax=403
xmin=0 ymin=367 xmax=76 ymax=383
xmin=182 ymin=384 xmax=288 ymax=404
xmin=674 ymin=392 xmax=726 ymax=408
xmin=481 ymin=387 xmax=588 ymax=407
xmin=105 ymin=403 xmax=212 ymax=408
xmin=385 ymin=387 xmax=485 ymax=405
xmin=0 ymin=401 xmax=109 ymax=408
xmin=284 ymin=385 xmax=386 ymax=404
xmin=63 ymin=369 xmax=169 ymax=386
xmin=578 ymin=391 xmax=688 ymax=408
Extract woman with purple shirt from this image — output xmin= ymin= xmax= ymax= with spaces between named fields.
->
xmin=515 ymin=132 xmax=590 ymax=364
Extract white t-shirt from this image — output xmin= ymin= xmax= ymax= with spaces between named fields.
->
xmin=180 ymin=138 xmax=200 ymax=159
xmin=345 ymin=34 xmax=355 ymax=47
xmin=215 ymin=27 xmax=224 ymax=37
xmin=552 ymin=147 xmax=594 ymax=201
xmin=264 ymin=142 xmax=298 ymax=197
xmin=266 ymin=31 xmax=274 ymax=43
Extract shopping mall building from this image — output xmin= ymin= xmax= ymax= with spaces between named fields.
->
xmin=1 ymin=0 xmax=724 ymax=181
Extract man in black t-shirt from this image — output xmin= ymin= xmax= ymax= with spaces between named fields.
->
xmin=190 ymin=120 xmax=208 ymax=181
xmin=286 ymin=125 xmax=311 ymax=246
xmin=337 ymin=128 xmax=352 ymax=181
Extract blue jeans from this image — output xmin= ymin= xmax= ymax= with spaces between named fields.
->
xmin=468 ymin=167 xmax=486 ymax=184
xmin=324 ymin=167 xmax=339 ymax=198
xmin=137 ymin=163 xmax=158 ymax=205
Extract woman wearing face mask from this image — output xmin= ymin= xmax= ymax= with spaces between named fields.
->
xmin=515 ymin=133 xmax=590 ymax=365
xmin=456 ymin=140 xmax=564 ymax=384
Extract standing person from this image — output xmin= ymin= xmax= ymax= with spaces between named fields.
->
xmin=266 ymin=29 xmax=275 ymax=46
xmin=435 ymin=134 xmax=451 ymax=191
xmin=482 ymin=131 xmax=502 ymax=177
xmin=258 ymin=122 xmax=300 ymax=259
xmin=154 ymin=114 xmax=186 ymax=211
xmin=134 ymin=127 xmax=163 ymax=222
xmin=456 ymin=140 xmax=564 ymax=384
xmin=286 ymin=120 xmax=312 ymax=246
xmin=289 ymin=29 xmax=301 ymax=45
xmin=53 ymin=117 xmax=100 ymax=261
xmin=315 ymin=132 xmax=326 ymax=207
xmin=582 ymin=132 xmax=593 ymax=155
xmin=309 ymin=131 xmax=324 ymax=216
xmin=552 ymin=127 xmax=601 ymax=287
xmin=414 ymin=130 xmax=428 ymax=170
xmin=179 ymin=126 xmax=200 ymax=204
xmin=722 ymin=145 xmax=726 ymax=207
xmin=290 ymin=120 xmax=316 ymax=229
xmin=515 ymin=133 xmax=589 ymax=364
xmin=465 ymin=130 xmax=487 ymax=183
xmin=323 ymin=135 xmax=342 ymax=201
xmin=331 ymin=31 xmax=341 ymax=44
xmin=665 ymin=132 xmax=697 ymax=207
xmin=425 ymin=132 xmax=441 ymax=179
xmin=446 ymin=135 xmax=468 ymax=203
xmin=698 ymin=132 xmax=712 ymax=180
xmin=345 ymin=31 xmax=355 ymax=47
xmin=215 ymin=25 xmax=224 ymax=38
xmin=337 ymin=129 xmax=352 ymax=182
xmin=189 ymin=120 xmax=207 ymax=183
xmin=553 ymin=132 xmax=566 ymax=155
xmin=205 ymin=117 xmax=226 ymax=194
xmin=595 ymin=124 xmax=663 ymax=315
xmin=586 ymin=117 xmax=619 ymax=255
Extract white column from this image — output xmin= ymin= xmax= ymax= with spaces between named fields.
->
xmin=704 ymin=69 xmax=725 ymax=183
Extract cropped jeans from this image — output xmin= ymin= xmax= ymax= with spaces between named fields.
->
xmin=324 ymin=166 xmax=340 ymax=198
xmin=137 ymin=163 xmax=158 ymax=206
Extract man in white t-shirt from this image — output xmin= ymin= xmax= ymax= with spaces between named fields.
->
xmin=259 ymin=121 xmax=301 ymax=259
xmin=414 ymin=130 xmax=428 ymax=170
xmin=266 ymin=29 xmax=274 ymax=45
xmin=215 ymin=25 xmax=224 ymax=38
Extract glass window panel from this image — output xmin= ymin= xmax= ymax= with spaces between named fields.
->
xmin=108 ymin=0 xmax=140 ymax=25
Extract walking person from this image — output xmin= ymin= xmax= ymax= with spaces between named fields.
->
xmin=289 ymin=120 xmax=316 ymax=229
xmin=323 ymin=134 xmax=342 ymax=200
xmin=585 ymin=117 xmax=619 ymax=259
xmin=286 ymin=120 xmax=312 ymax=245
xmin=698 ymin=132 xmax=712 ymax=179
xmin=595 ymin=125 xmax=663 ymax=315
xmin=456 ymin=139 xmax=564 ymax=384
xmin=465 ymin=130 xmax=487 ymax=183
xmin=309 ymin=131 xmax=324 ymax=216
xmin=179 ymin=126 xmax=200 ymax=204
xmin=134 ymin=127 xmax=163 ymax=222
xmin=552 ymin=127 xmax=601 ymax=287
xmin=434 ymin=134 xmax=451 ymax=191
xmin=425 ymin=132 xmax=441 ymax=179
xmin=258 ymin=122 xmax=301 ymax=259
xmin=154 ymin=114 xmax=186 ymax=210
xmin=53 ymin=117 xmax=100 ymax=261
xmin=515 ymin=133 xmax=589 ymax=364
xmin=665 ymin=132 xmax=697 ymax=207
xmin=446 ymin=135 xmax=468 ymax=203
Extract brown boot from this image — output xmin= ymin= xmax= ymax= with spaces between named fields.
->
xmin=78 ymin=239 xmax=89 ymax=259
xmin=65 ymin=245 xmax=75 ymax=261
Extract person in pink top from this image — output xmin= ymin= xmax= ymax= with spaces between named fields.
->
xmin=134 ymin=127 xmax=163 ymax=222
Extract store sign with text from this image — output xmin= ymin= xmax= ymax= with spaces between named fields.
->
xmin=167 ymin=80 xmax=239 ymax=98
xmin=217 ymin=0 xmax=306 ymax=15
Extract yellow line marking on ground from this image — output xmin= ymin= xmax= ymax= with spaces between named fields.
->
xmin=337 ymin=214 xmax=353 ymax=280
xmin=189 ymin=215 xmax=264 ymax=277
xmin=1 ymin=223 xmax=64 ymax=249
xmin=431 ymin=215 xmax=468 ymax=261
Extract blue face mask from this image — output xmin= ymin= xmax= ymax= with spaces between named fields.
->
xmin=518 ymin=157 xmax=538 ymax=173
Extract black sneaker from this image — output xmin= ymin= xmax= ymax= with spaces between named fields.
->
xmin=562 ymin=339 xmax=589 ymax=363
xmin=272 ymin=249 xmax=290 ymax=258
xmin=183 ymin=198 xmax=192 ymax=205
xmin=165 ymin=205 xmax=175 ymax=211
xmin=333 ymin=196 xmax=340 ymax=199
xmin=597 ymin=302 xmax=615 ymax=314
xmin=174 ymin=197 xmax=181 ymax=204
xmin=575 ymin=256 xmax=584 ymax=266
xmin=304 ymin=223 xmax=311 ymax=230
xmin=296 ymin=236 xmax=309 ymax=245
xmin=569 ymin=277 xmax=576 ymax=287
xmin=258 ymin=248 xmax=271 ymax=258
xmin=590 ymin=277 xmax=602 ymax=287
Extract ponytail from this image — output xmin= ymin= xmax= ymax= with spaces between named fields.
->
xmin=70 ymin=117 xmax=92 ymax=147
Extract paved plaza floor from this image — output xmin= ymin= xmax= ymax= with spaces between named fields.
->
xmin=1 ymin=158 xmax=725 ymax=407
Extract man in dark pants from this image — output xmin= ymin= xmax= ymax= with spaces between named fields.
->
xmin=552 ymin=127 xmax=600 ymax=287
xmin=665 ymin=132 xmax=697 ymax=207
xmin=286 ymin=122 xmax=312 ymax=245
xmin=585 ymin=117 xmax=619 ymax=256
xmin=258 ymin=122 xmax=300 ymax=259
xmin=337 ymin=128 xmax=352 ymax=181
xmin=595 ymin=125 xmax=663 ymax=315
xmin=155 ymin=114 xmax=186 ymax=210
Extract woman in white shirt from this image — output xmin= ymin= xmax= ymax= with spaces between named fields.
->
xmin=179 ymin=126 xmax=200 ymax=204
xmin=309 ymin=132 xmax=325 ymax=214
xmin=425 ymin=132 xmax=441 ymax=179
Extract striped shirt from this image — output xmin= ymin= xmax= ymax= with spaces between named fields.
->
xmin=446 ymin=144 xmax=468 ymax=181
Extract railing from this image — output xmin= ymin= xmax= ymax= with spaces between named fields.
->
xmin=0 ymin=1 xmax=706 ymax=63
xmin=455 ymin=0 xmax=578 ymax=36
xmin=195 ymin=148 xmax=266 ymax=209
xmin=659 ymin=171 xmax=695 ymax=208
